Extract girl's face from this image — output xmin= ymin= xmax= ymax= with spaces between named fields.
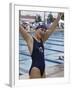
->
xmin=36 ymin=28 xmax=46 ymax=40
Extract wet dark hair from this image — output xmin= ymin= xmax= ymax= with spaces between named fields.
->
xmin=35 ymin=24 xmax=47 ymax=30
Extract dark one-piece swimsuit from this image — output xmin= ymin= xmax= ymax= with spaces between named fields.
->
xmin=29 ymin=37 xmax=45 ymax=76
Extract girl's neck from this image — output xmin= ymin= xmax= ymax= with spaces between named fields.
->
xmin=34 ymin=34 xmax=41 ymax=43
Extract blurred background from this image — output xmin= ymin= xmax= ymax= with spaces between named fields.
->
xmin=19 ymin=10 xmax=64 ymax=79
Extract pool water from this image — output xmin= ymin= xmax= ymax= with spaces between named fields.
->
xmin=19 ymin=31 xmax=64 ymax=76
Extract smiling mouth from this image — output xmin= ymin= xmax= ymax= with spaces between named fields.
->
xmin=40 ymin=32 xmax=45 ymax=37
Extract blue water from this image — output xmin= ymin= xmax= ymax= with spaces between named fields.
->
xmin=19 ymin=31 xmax=64 ymax=75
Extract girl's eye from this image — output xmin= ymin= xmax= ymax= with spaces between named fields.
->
xmin=41 ymin=28 xmax=44 ymax=31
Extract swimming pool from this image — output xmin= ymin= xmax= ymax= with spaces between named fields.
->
xmin=19 ymin=31 xmax=64 ymax=76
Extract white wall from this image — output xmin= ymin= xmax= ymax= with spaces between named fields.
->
xmin=0 ymin=0 xmax=72 ymax=89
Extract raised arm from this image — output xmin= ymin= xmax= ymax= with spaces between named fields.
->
xmin=19 ymin=24 xmax=33 ymax=54
xmin=19 ymin=25 xmax=31 ymax=42
xmin=43 ymin=13 xmax=63 ymax=41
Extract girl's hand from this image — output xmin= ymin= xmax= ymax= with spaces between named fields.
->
xmin=58 ymin=13 xmax=64 ymax=18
